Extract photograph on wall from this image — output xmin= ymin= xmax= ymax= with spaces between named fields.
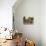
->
xmin=23 ymin=16 xmax=34 ymax=24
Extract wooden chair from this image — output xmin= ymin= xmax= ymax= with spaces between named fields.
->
xmin=25 ymin=40 xmax=35 ymax=46
xmin=13 ymin=33 xmax=23 ymax=46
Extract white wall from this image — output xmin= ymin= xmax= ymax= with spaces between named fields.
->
xmin=41 ymin=0 xmax=46 ymax=46
xmin=0 ymin=0 xmax=16 ymax=30
xmin=13 ymin=0 xmax=41 ymax=46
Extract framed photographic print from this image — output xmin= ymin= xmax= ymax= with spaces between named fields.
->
xmin=23 ymin=16 xmax=34 ymax=24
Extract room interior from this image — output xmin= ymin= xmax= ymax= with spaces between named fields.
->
xmin=0 ymin=0 xmax=46 ymax=46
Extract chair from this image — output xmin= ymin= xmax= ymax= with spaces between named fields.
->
xmin=25 ymin=40 xmax=35 ymax=46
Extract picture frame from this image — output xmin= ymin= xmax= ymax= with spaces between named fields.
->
xmin=23 ymin=16 xmax=34 ymax=24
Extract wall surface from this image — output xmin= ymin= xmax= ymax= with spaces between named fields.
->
xmin=0 ymin=0 xmax=16 ymax=30
xmin=13 ymin=0 xmax=41 ymax=46
xmin=41 ymin=0 xmax=46 ymax=46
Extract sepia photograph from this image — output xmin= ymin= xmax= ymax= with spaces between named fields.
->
xmin=23 ymin=16 xmax=34 ymax=24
